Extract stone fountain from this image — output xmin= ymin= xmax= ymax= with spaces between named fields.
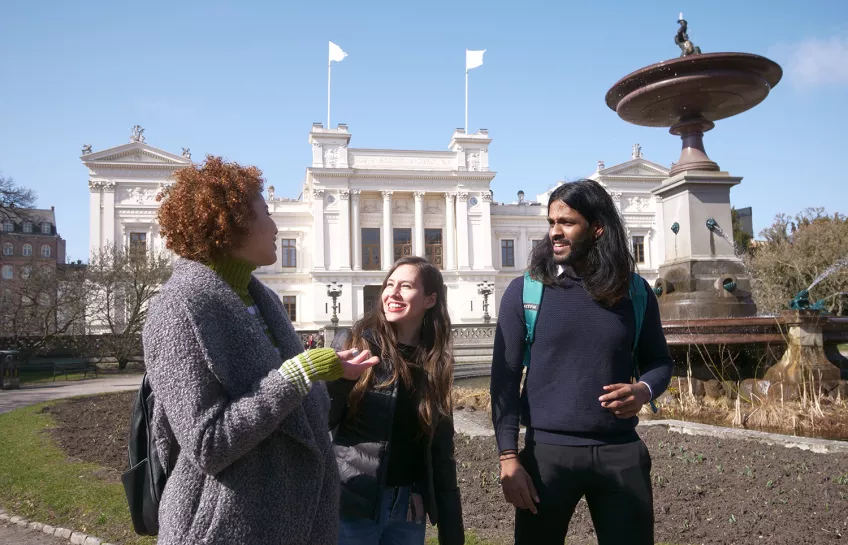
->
xmin=605 ymin=19 xmax=782 ymax=319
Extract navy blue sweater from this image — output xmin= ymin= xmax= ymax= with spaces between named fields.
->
xmin=490 ymin=269 xmax=673 ymax=451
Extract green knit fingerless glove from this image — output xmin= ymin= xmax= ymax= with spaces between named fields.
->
xmin=278 ymin=348 xmax=343 ymax=395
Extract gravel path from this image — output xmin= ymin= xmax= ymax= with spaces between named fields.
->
xmin=0 ymin=375 xmax=142 ymax=415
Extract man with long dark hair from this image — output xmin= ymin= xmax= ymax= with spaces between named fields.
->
xmin=490 ymin=179 xmax=673 ymax=545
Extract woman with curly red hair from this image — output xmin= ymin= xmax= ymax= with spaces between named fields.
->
xmin=143 ymin=155 xmax=377 ymax=545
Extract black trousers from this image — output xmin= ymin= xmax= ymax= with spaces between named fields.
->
xmin=514 ymin=439 xmax=654 ymax=545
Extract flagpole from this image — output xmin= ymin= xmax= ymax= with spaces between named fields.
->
xmin=465 ymin=69 xmax=468 ymax=132
xmin=327 ymin=60 xmax=332 ymax=128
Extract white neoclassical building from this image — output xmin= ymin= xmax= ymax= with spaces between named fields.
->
xmin=83 ymin=124 xmax=668 ymax=328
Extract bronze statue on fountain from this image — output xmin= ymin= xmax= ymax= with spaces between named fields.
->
xmin=674 ymin=14 xmax=702 ymax=57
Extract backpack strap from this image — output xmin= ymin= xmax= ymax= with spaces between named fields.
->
xmin=522 ymin=272 xmax=544 ymax=367
xmin=629 ymin=272 xmax=657 ymax=413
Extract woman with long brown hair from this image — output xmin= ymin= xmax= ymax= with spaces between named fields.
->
xmin=328 ymin=256 xmax=464 ymax=545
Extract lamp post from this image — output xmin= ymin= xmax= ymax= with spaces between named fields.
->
xmin=326 ymin=282 xmax=342 ymax=326
xmin=477 ymin=281 xmax=494 ymax=324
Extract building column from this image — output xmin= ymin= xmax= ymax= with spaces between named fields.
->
xmin=479 ymin=192 xmax=494 ymax=269
xmin=102 ymin=182 xmax=116 ymax=246
xmin=312 ymin=189 xmax=326 ymax=270
xmin=413 ymin=191 xmax=425 ymax=257
xmin=644 ymin=230 xmax=653 ymax=270
xmin=456 ymin=192 xmax=470 ymax=270
xmin=518 ymin=227 xmax=528 ymax=270
xmin=444 ymin=192 xmax=456 ymax=270
xmin=339 ymin=189 xmax=351 ymax=270
xmin=653 ymin=196 xmax=665 ymax=266
xmin=88 ymin=181 xmax=102 ymax=250
xmin=381 ymin=191 xmax=393 ymax=271
xmin=351 ymin=190 xmax=362 ymax=270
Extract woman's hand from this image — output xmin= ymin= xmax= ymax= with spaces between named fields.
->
xmin=336 ymin=348 xmax=379 ymax=380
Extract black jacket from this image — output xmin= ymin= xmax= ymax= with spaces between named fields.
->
xmin=327 ymin=332 xmax=464 ymax=545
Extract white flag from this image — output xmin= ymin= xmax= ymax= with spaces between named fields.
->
xmin=466 ymin=49 xmax=485 ymax=71
xmin=329 ymin=41 xmax=348 ymax=63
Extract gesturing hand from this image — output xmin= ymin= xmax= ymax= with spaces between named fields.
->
xmin=336 ymin=348 xmax=379 ymax=380
xmin=499 ymin=458 xmax=539 ymax=514
xmin=599 ymin=382 xmax=652 ymax=419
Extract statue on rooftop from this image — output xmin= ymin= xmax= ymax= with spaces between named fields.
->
xmin=130 ymin=125 xmax=146 ymax=143
xmin=675 ymin=14 xmax=702 ymax=57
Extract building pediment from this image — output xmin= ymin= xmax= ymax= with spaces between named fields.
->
xmin=601 ymin=159 xmax=669 ymax=178
xmin=81 ymin=142 xmax=191 ymax=167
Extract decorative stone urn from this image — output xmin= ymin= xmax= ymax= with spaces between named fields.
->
xmin=763 ymin=310 xmax=842 ymax=386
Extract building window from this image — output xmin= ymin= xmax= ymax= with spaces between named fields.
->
xmin=41 ymin=222 xmax=51 ymax=234
xmin=23 ymin=222 xmax=33 ymax=233
xmin=393 ymin=228 xmax=412 ymax=262
xmin=2 ymin=243 xmax=12 ymax=256
xmin=129 ymin=232 xmax=147 ymax=254
xmin=282 ymin=296 xmax=297 ymax=322
xmin=1 ymin=265 xmax=12 ymax=280
xmin=632 ymin=236 xmax=645 ymax=264
xmin=501 ymin=239 xmax=515 ymax=267
xmin=361 ymin=228 xmax=381 ymax=270
xmin=424 ymin=229 xmax=443 ymax=269
xmin=20 ymin=266 xmax=31 ymax=280
xmin=280 ymin=239 xmax=296 ymax=268
xmin=2 ymin=221 xmax=12 ymax=232
xmin=22 ymin=244 xmax=32 ymax=256
xmin=532 ymin=239 xmax=544 ymax=248
xmin=363 ymin=285 xmax=381 ymax=313
xmin=41 ymin=245 xmax=51 ymax=258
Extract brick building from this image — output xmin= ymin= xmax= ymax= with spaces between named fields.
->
xmin=0 ymin=207 xmax=66 ymax=284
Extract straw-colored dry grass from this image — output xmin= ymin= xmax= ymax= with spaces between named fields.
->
xmin=451 ymin=382 xmax=848 ymax=440
xmin=644 ymin=377 xmax=848 ymax=440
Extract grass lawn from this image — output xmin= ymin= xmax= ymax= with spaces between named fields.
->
xmin=0 ymin=401 xmax=154 ymax=545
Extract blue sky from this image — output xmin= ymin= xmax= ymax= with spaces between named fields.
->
xmin=1 ymin=0 xmax=846 ymax=261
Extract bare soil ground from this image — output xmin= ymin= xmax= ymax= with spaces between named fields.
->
xmin=48 ymin=392 xmax=848 ymax=545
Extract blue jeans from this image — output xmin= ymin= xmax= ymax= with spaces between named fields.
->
xmin=338 ymin=486 xmax=426 ymax=545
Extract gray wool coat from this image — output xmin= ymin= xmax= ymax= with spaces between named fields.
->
xmin=143 ymin=258 xmax=339 ymax=545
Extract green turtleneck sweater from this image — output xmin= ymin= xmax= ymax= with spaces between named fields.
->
xmin=208 ymin=257 xmax=279 ymax=352
xmin=206 ymin=257 xmax=344 ymax=395
xmin=207 ymin=257 xmax=257 ymax=306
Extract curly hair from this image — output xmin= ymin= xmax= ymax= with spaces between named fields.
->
xmin=157 ymin=155 xmax=264 ymax=263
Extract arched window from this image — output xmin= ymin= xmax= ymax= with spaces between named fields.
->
xmin=22 ymin=244 xmax=32 ymax=256
xmin=21 ymin=266 xmax=31 ymax=280
xmin=41 ymin=245 xmax=51 ymax=258
xmin=1 ymin=265 xmax=13 ymax=280
xmin=2 ymin=243 xmax=12 ymax=256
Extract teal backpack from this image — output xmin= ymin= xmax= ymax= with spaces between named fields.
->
xmin=522 ymin=271 xmax=658 ymax=413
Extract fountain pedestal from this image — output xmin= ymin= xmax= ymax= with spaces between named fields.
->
xmin=764 ymin=310 xmax=842 ymax=386
xmin=653 ymin=170 xmax=756 ymax=319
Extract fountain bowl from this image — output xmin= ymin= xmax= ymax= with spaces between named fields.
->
xmin=606 ymin=53 xmax=782 ymax=177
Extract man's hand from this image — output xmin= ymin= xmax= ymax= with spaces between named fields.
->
xmin=336 ymin=348 xmax=379 ymax=380
xmin=499 ymin=457 xmax=539 ymax=514
xmin=599 ymin=382 xmax=651 ymax=419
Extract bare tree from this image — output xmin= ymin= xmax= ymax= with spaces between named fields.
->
xmin=86 ymin=244 xmax=172 ymax=369
xmin=747 ymin=208 xmax=848 ymax=315
xmin=0 ymin=260 xmax=89 ymax=362
xmin=0 ymin=172 xmax=37 ymax=222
